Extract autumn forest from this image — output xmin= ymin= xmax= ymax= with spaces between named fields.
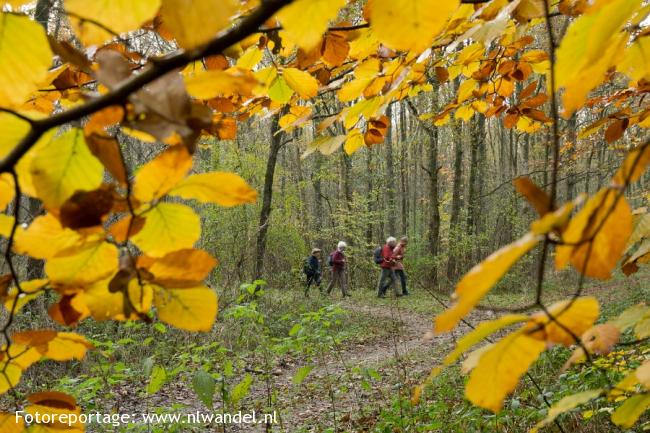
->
xmin=0 ymin=0 xmax=649 ymax=432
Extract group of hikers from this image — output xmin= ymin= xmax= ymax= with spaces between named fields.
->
xmin=302 ymin=236 xmax=409 ymax=298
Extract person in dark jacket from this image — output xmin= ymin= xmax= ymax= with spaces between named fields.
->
xmin=377 ymin=236 xmax=398 ymax=298
xmin=326 ymin=241 xmax=350 ymax=298
xmin=303 ymin=248 xmax=322 ymax=296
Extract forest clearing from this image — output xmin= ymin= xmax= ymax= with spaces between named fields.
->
xmin=0 ymin=0 xmax=650 ymax=432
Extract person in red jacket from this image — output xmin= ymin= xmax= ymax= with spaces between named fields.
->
xmin=377 ymin=236 xmax=398 ymax=298
xmin=326 ymin=241 xmax=350 ymax=297
xmin=392 ymin=236 xmax=409 ymax=296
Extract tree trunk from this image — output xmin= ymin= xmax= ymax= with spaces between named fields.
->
xmin=385 ymin=105 xmax=396 ymax=236
xmin=426 ymin=127 xmax=440 ymax=287
xmin=446 ymin=119 xmax=463 ymax=282
xmin=254 ymin=114 xmax=283 ymax=279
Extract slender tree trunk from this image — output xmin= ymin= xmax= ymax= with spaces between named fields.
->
xmin=399 ymin=103 xmax=408 ymax=236
xmin=426 ymin=127 xmax=440 ymax=287
xmin=446 ymin=119 xmax=463 ymax=282
xmin=385 ymin=105 xmax=396 ymax=236
xmin=254 ymin=114 xmax=283 ymax=279
xmin=365 ymin=149 xmax=374 ymax=244
xmin=565 ymin=114 xmax=577 ymax=202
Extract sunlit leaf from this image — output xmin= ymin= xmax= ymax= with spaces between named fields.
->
xmin=531 ymin=389 xmax=602 ymax=433
xmin=65 ymin=0 xmax=161 ymax=45
xmin=12 ymin=330 xmax=92 ymax=361
xmin=0 ymin=13 xmax=52 ymax=108
xmin=370 ymin=0 xmax=460 ymax=52
xmin=277 ymin=0 xmax=347 ymax=49
xmin=14 ymin=213 xmax=80 ymax=259
xmin=160 ymin=0 xmax=238 ymax=49
xmin=526 ymin=297 xmax=599 ymax=346
xmin=465 ymin=331 xmax=546 ymax=413
xmin=46 ymin=240 xmax=118 ymax=286
xmin=30 ymin=128 xmax=104 ymax=210
xmin=154 ymin=285 xmax=218 ymax=331
xmin=611 ymin=393 xmax=650 ymax=428
xmin=169 ymin=172 xmax=257 ymax=207
xmin=435 ymin=233 xmax=539 ymax=333
xmin=283 ymin=68 xmax=319 ymax=99
xmin=137 ymin=249 xmax=218 ymax=287
xmin=131 ymin=203 xmax=201 ymax=257
xmin=133 ymin=146 xmax=193 ymax=203
xmin=556 ymin=188 xmax=632 ymax=279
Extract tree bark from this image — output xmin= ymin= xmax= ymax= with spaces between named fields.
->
xmin=385 ymin=105 xmax=396 ymax=236
xmin=254 ymin=114 xmax=283 ymax=279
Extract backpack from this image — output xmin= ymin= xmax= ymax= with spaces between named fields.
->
xmin=327 ymin=251 xmax=335 ymax=267
xmin=302 ymin=258 xmax=313 ymax=275
xmin=373 ymin=246 xmax=383 ymax=265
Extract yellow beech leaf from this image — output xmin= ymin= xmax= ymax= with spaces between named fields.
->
xmin=154 ymin=285 xmax=218 ymax=331
xmin=169 ymin=172 xmax=257 ymax=207
xmin=556 ymin=188 xmax=632 ymax=279
xmin=12 ymin=330 xmax=92 ymax=361
xmin=531 ymin=389 xmax=603 ymax=433
xmin=609 ymin=303 xmax=650 ymax=331
xmin=370 ymin=0 xmax=460 ymax=52
xmin=283 ymin=68 xmax=319 ymax=99
xmin=0 ymin=112 xmax=31 ymax=159
xmin=443 ymin=314 xmax=529 ymax=366
xmin=0 ymin=13 xmax=52 ymax=108
xmin=26 ymin=391 xmax=83 ymax=431
xmin=619 ymin=36 xmax=650 ymax=82
xmin=268 ymin=75 xmax=294 ymax=104
xmin=344 ymin=129 xmax=365 ymax=155
xmin=0 ymin=214 xmax=13 ymax=237
xmin=160 ymin=0 xmax=238 ymax=49
xmin=455 ymin=104 xmax=474 ymax=122
xmin=14 ymin=213 xmax=80 ymax=259
xmin=77 ymin=276 xmax=151 ymax=321
xmin=457 ymin=79 xmax=477 ymax=103
xmin=555 ymin=0 xmax=640 ymax=116
xmin=131 ymin=203 xmax=201 ymax=256
xmin=137 ymin=248 xmax=218 ymax=287
xmin=30 ymin=128 xmax=104 ymax=210
xmin=527 ymin=297 xmax=599 ymax=346
xmin=435 ymin=233 xmax=539 ymax=333
xmin=0 ymin=344 xmax=41 ymax=394
xmin=465 ymin=331 xmax=546 ymax=413
xmin=302 ymin=135 xmax=346 ymax=159
xmin=2 ymin=279 xmax=47 ymax=314
xmin=338 ymin=77 xmax=374 ymax=102
xmin=0 ymin=173 xmax=14 ymax=210
xmin=65 ymin=0 xmax=161 ymax=46
xmin=612 ymin=144 xmax=650 ymax=187
xmin=236 ymin=46 xmax=264 ymax=70
xmin=0 ymin=412 xmax=24 ymax=433
xmin=277 ymin=0 xmax=347 ymax=49
xmin=611 ymin=393 xmax=650 ymax=428
xmin=133 ymin=146 xmax=193 ymax=203
xmin=46 ymin=240 xmax=118 ymax=286
xmin=184 ymin=70 xmax=257 ymax=100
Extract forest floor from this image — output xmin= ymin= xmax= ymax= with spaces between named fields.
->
xmin=27 ymin=271 xmax=646 ymax=433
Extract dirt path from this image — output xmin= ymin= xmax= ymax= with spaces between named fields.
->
xmin=268 ymin=299 xmax=481 ymax=432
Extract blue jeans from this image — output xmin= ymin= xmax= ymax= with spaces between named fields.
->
xmin=395 ymin=269 xmax=408 ymax=295
xmin=377 ymin=268 xmax=397 ymax=297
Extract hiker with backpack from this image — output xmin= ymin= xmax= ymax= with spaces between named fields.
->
xmin=377 ymin=237 xmax=398 ymax=298
xmin=392 ymin=236 xmax=409 ymax=296
xmin=303 ymin=248 xmax=322 ymax=296
xmin=326 ymin=241 xmax=350 ymax=298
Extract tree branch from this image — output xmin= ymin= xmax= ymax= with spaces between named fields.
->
xmin=0 ymin=0 xmax=293 ymax=173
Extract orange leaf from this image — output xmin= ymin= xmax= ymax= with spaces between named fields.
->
xmin=513 ymin=176 xmax=551 ymax=216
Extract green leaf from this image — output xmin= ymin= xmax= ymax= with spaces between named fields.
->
xmin=293 ymin=365 xmax=314 ymax=385
xmin=268 ymin=76 xmax=294 ymax=104
xmin=531 ymin=389 xmax=602 ymax=432
xmin=230 ymin=374 xmax=252 ymax=406
xmin=612 ymin=393 xmax=650 ymax=428
xmin=192 ymin=370 xmax=216 ymax=409
xmin=147 ymin=365 xmax=167 ymax=394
